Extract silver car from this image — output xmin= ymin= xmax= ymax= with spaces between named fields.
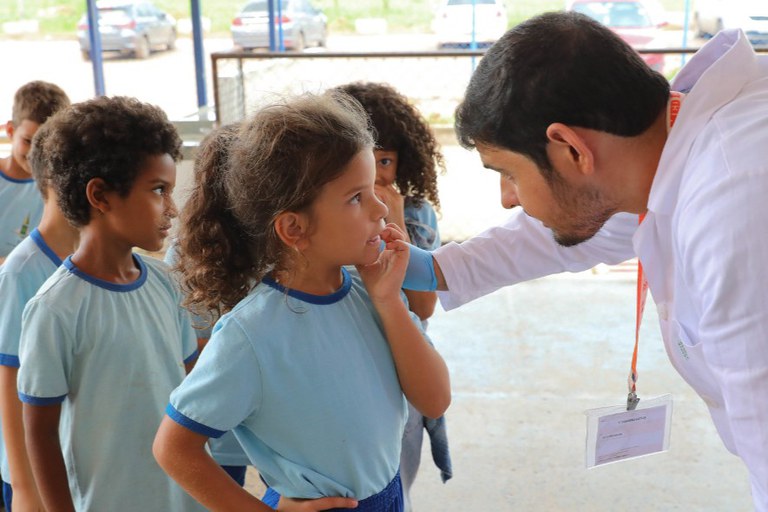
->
xmin=231 ymin=0 xmax=327 ymax=51
xmin=77 ymin=0 xmax=177 ymax=60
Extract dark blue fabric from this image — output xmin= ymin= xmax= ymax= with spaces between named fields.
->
xmin=3 ymin=480 xmax=12 ymax=512
xmin=222 ymin=465 xmax=247 ymax=487
xmin=262 ymin=471 xmax=404 ymax=511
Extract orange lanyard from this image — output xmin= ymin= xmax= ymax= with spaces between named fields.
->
xmin=627 ymin=91 xmax=684 ymax=410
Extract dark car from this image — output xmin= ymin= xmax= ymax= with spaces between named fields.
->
xmin=231 ymin=0 xmax=327 ymax=51
xmin=77 ymin=0 xmax=177 ymax=60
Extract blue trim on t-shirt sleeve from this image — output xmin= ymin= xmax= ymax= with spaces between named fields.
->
xmin=262 ymin=267 xmax=352 ymax=305
xmin=29 ymin=228 xmax=63 ymax=267
xmin=63 ymin=254 xmax=148 ymax=292
xmin=18 ymin=392 xmax=66 ymax=405
xmin=0 ymin=353 xmax=20 ymax=368
xmin=183 ymin=349 xmax=199 ymax=365
xmin=166 ymin=404 xmax=226 ymax=438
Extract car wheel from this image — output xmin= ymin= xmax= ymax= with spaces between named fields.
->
xmin=81 ymin=49 xmax=91 ymax=62
xmin=135 ymin=36 xmax=151 ymax=59
xmin=167 ymin=29 xmax=177 ymax=51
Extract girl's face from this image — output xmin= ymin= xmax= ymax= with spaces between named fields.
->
xmin=304 ymin=149 xmax=388 ymax=269
xmin=374 ymin=149 xmax=399 ymax=187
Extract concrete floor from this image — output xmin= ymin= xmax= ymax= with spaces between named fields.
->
xmin=405 ymin=271 xmax=753 ymax=511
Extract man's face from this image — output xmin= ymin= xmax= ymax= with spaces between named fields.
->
xmin=7 ymin=119 xmax=40 ymax=178
xmin=477 ymin=143 xmax=618 ymax=247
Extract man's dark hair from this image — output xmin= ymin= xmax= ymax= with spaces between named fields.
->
xmin=455 ymin=11 xmax=670 ymax=177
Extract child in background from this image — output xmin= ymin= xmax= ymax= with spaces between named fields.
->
xmin=0 ymin=122 xmax=79 ymax=512
xmin=16 ymin=96 xmax=205 ymax=512
xmin=334 ymin=82 xmax=451 ymax=511
xmin=0 ymin=81 xmax=70 ymax=262
xmin=164 ymin=122 xmax=252 ymax=488
xmin=153 ymin=92 xmax=451 ymax=512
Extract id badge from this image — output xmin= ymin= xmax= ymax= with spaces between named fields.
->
xmin=584 ymin=394 xmax=673 ymax=468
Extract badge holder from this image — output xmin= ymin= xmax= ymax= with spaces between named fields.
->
xmin=585 ymin=222 xmax=675 ymax=469
xmin=585 ymin=393 xmax=673 ymax=468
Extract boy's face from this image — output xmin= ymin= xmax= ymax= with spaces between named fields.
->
xmin=102 ymin=154 xmax=178 ymax=253
xmin=6 ymin=119 xmax=40 ymax=178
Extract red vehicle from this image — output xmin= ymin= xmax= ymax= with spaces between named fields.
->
xmin=567 ymin=0 xmax=668 ymax=73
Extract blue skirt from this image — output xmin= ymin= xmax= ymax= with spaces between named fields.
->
xmin=262 ymin=471 xmax=403 ymax=512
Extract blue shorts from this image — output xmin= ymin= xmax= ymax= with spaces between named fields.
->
xmin=262 ymin=471 xmax=403 ymax=511
xmin=3 ymin=480 xmax=12 ymax=512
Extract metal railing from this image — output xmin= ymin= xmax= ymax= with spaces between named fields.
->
xmin=210 ymin=46 xmax=768 ymax=124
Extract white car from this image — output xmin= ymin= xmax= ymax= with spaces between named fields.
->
xmin=694 ymin=0 xmax=768 ymax=45
xmin=432 ymin=0 xmax=508 ymax=49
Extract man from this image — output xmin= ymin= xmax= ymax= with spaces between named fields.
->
xmin=406 ymin=11 xmax=768 ymax=510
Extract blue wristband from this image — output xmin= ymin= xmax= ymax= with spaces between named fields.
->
xmin=403 ymin=244 xmax=437 ymax=291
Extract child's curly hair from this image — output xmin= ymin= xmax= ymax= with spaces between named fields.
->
xmin=333 ymin=82 xmax=444 ymax=211
xmin=42 ymin=96 xmax=182 ymax=227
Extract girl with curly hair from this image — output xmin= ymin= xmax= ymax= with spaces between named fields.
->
xmin=153 ymin=92 xmax=450 ymax=512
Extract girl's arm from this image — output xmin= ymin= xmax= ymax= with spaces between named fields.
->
xmin=0 ymin=366 xmax=43 ymax=511
xmin=153 ymin=417 xmax=358 ymax=512
xmin=359 ymin=224 xmax=451 ymax=419
xmin=23 ymin=403 xmax=74 ymax=512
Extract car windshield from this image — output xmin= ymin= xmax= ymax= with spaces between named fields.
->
xmin=573 ymin=2 xmax=652 ymax=27
xmin=446 ymin=0 xmax=497 ymax=5
xmin=242 ymin=0 xmax=289 ymax=13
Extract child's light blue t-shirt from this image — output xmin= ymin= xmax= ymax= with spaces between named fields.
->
xmin=163 ymin=242 xmax=249 ymax=467
xmin=17 ymin=254 xmax=204 ymax=512
xmin=0 ymin=170 xmax=43 ymax=258
xmin=0 ymin=229 xmax=62 ymax=482
xmin=168 ymin=267 xmax=411 ymax=501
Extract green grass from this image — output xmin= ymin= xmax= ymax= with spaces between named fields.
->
xmin=0 ymin=0 xmax=693 ymax=38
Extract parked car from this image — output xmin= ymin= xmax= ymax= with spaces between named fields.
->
xmin=567 ymin=0 xmax=668 ymax=73
xmin=231 ymin=0 xmax=327 ymax=51
xmin=694 ymin=0 xmax=768 ymax=45
xmin=432 ymin=0 xmax=508 ymax=49
xmin=77 ymin=0 xmax=176 ymax=60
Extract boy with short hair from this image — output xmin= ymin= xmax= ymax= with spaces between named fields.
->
xmin=0 ymin=81 xmax=70 ymax=261
xmin=0 ymin=122 xmax=79 ymax=511
xmin=16 ymin=96 xmax=204 ymax=512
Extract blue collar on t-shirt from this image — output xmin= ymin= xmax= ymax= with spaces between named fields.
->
xmin=262 ymin=267 xmax=352 ymax=305
xmin=63 ymin=253 xmax=147 ymax=292
xmin=0 ymin=168 xmax=34 ymax=184
xmin=29 ymin=228 xmax=63 ymax=267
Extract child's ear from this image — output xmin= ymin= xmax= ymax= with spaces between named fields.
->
xmin=274 ymin=211 xmax=309 ymax=250
xmin=5 ymin=121 xmax=14 ymax=139
xmin=85 ymin=177 xmax=111 ymax=215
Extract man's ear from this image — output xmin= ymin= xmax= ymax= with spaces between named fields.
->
xmin=545 ymin=123 xmax=595 ymax=177
xmin=85 ymin=178 xmax=111 ymax=215
xmin=274 ymin=211 xmax=310 ymax=250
